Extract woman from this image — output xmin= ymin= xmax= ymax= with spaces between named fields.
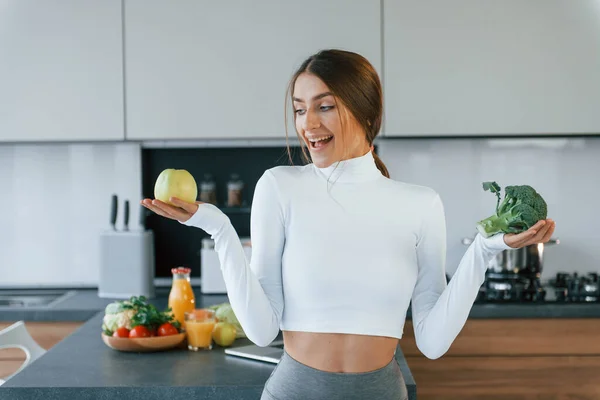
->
xmin=142 ymin=49 xmax=555 ymax=400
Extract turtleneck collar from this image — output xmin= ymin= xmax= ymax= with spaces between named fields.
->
xmin=313 ymin=149 xmax=383 ymax=183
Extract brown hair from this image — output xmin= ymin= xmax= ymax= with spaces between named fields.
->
xmin=284 ymin=49 xmax=389 ymax=178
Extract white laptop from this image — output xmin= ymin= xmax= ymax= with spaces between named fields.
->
xmin=224 ymin=340 xmax=285 ymax=364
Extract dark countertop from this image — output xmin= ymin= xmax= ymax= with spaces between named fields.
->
xmin=2 ymin=288 xmax=600 ymax=322
xmin=0 ymin=288 xmax=229 ymax=322
xmin=0 ymin=289 xmax=123 ymax=322
xmin=2 ymin=287 xmax=600 ymax=399
xmin=1 ymin=300 xmax=417 ymax=400
xmin=468 ymin=302 xmax=600 ymax=318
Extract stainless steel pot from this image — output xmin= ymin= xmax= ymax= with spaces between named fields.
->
xmin=462 ymin=236 xmax=559 ymax=276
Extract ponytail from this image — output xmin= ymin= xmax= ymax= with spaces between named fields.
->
xmin=372 ymin=150 xmax=389 ymax=178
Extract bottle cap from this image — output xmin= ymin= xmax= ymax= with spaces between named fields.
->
xmin=171 ymin=267 xmax=191 ymax=275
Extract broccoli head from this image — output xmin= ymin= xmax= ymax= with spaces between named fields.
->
xmin=476 ymin=181 xmax=548 ymax=238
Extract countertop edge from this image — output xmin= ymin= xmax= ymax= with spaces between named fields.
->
xmin=0 ymin=386 xmax=266 ymax=400
xmin=3 ymin=290 xmax=600 ymax=322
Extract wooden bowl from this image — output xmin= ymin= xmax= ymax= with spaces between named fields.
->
xmin=101 ymin=332 xmax=186 ymax=352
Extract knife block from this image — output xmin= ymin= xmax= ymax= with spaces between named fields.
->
xmin=99 ymin=229 xmax=155 ymax=299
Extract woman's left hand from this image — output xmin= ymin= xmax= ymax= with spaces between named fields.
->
xmin=503 ymin=218 xmax=556 ymax=249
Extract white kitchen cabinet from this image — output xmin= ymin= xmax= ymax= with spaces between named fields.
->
xmin=0 ymin=0 xmax=124 ymax=142
xmin=383 ymin=0 xmax=600 ymax=136
xmin=124 ymin=0 xmax=381 ymax=140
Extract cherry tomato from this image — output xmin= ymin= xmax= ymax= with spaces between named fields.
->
xmin=112 ymin=327 xmax=130 ymax=338
xmin=129 ymin=325 xmax=152 ymax=338
xmin=157 ymin=323 xmax=179 ymax=336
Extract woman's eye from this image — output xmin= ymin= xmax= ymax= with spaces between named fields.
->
xmin=320 ymin=105 xmax=334 ymax=111
xmin=294 ymin=109 xmax=306 ymax=115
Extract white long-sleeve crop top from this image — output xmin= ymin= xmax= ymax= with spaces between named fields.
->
xmin=182 ymin=149 xmax=511 ymax=359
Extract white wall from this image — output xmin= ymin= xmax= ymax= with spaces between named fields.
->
xmin=0 ymin=142 xmax=143 ymax=288
xmin=378 ymin=136 xmax=599 ymax=281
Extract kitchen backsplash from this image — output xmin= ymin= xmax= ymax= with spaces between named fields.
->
xmin=0 ymin=136 xmax=598 ymax=287
xmin=379 ymin=136 xmax=599 ymax=280
xmin=0 ymin=142 xmax=142 ymax=287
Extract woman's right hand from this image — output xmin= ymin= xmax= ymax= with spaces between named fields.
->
xmin=141 ymin=197 xmax=203 ymax=223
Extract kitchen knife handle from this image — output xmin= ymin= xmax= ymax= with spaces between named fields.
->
xmin=124 ymin=200 xmax=130 ymax=231
xmin=139 ymin=205 xmax=147 ymax=230
xmin=110 ymin=194 xmax=118 ymax=230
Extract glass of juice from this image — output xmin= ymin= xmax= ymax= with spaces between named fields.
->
xmin=185 ymin=309 xmax=216 ymax=351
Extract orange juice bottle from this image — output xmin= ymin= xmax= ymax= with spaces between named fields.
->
xmin=168 ymin=267 xmax=195 ymax=327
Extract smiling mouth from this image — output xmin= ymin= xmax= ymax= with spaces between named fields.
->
xmin=308 ymin=135 xmax=334 ymax=150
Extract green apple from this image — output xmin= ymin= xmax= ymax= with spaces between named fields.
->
xmin=154 ymin=169 xmax=198 ymax=205
xmin=212 ymin=322 xmax=237 ymax=347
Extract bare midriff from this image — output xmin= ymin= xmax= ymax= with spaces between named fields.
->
xmin=282 ymin=331 xmax=399 ymax=373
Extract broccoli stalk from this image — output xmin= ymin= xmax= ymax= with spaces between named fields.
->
xmin=476 ymin=181 xmax=547 ymax=238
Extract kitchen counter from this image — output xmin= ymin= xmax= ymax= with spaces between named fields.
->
xmin=0 ymin=288 xmax=231 ymax=322
xmin=1 ymin=311 xmax=417 ymax=400
xmin=3 ymin=290 xmax=599 ymax=400
xmin=0 ymin=289 xmax=132 ymax=322
xmin=2 ymin=288 xmax=600 ymax=322
xmin=3 ymin=288 xmax=600 ymax=400
xmin=467 ymin=302 xmax=600 ymax=318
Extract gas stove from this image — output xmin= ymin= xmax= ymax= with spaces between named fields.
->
xmin=475 ymin=272 xmax=600 ymax=303
xmin=549 ymin=272 xmax=600 ymax=302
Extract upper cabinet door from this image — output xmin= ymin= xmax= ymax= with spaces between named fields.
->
xmin=383 ymin=0 xmax=600 ymax=136
xmin=124 ymin=0 xmax=381 ymax=140
xmin=0 ymin=1 xmax=124 ymax=142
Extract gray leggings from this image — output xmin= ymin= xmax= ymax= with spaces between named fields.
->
xmin=260 ymin=349 xmax=409 ymax=400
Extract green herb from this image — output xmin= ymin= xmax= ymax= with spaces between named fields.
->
xmin=122 ymin=296 xmax=181 ymax=331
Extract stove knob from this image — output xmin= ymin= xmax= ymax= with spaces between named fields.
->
xmin=555 ymin=272 xmax=571 ymax=288
xmin=536 ymin=290 xmax=546 ymax=302
xmin=569 ymin=279 xmax=581 ymax=296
